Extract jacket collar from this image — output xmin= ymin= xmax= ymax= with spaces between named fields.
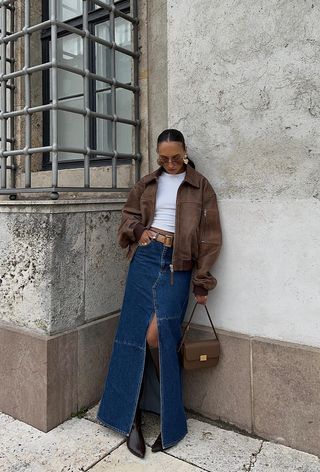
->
xmin=143 ymin=164 xmax=200 ymax=188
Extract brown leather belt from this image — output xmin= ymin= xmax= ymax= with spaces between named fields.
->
xmin=149 ymin=226 xmax=174 ymax=247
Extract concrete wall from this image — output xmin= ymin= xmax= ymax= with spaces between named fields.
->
xmin=167 ymin=0 xmax=320 ymax=348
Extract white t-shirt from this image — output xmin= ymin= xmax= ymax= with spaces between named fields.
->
xmin=150 ymin=170 xmax=186 ymax=233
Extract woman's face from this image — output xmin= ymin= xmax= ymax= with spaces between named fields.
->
xmin=157 ymin=141 xmax=186 ymax=174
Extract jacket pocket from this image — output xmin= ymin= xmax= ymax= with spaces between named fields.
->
xmin=200 ymin=208 xmax=218 ymax=244
xmin=201 ymin=209 xmax=207 ymax=243
xmin=191 ymin=226 xmax=199 ymax=261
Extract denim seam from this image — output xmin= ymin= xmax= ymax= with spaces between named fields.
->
xmin=114 ymin=339 xmax=144 ymax=350
xmin=96 ymin=414 xmax=130 ymax=436
xmin=126 ymin=339 xmax=147 ymax=437
xmin=163 ymin=428 xmax=188 ymax=449
xmin=162 ymin=313 xmax=181 ymax=320
xmin=95 ymin=327 xmax=119 ymax=427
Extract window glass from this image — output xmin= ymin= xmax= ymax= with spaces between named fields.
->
xmin=96 ymin=90 xmax=112 ymax=153
xmin=49 ymin=34 xmax=83 ymax=100
xmin=116 ymin=88 xmax=133 ymax=120
xmin=117 ymin=123 xmax=133 ymax=154
xmin=95 ymin=18 xmax=132 ymax=88
xmin=115 ymin=17 xmax=132 ymax=52
xmin=45 ymin=1 xmax=135 ymax=166
xmin=95 ymin=91 xmax=134 ymax=154
xmin=49 ymin=0 xmax=82 ymax=22
xmin=93 ymin=0 xmax=123 ymax=10
xmin=95 ymin=23 xmax=111 ymax=91
xmin=115 ymin=51 xmax=132 ymax=84
xmin=93 ymin=0 xmax=111 ymax=7
xmin=50 ymin=97 xmax=84 ymax=161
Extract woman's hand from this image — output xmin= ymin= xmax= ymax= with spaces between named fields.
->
xmin=194 ymin=294 xmax=208 ymax=305
xmin=138 ymin=229 xmax=155 ymax=245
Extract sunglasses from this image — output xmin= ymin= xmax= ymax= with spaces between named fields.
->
xmin=158 ymin=155 xmax=184 ymax=165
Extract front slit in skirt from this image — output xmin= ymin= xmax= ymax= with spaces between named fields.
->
xmin=96 ymin=238 xmax=192 ymax=449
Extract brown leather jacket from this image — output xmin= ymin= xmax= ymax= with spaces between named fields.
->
xmin=117 ymin=164 xmax=222 ymax=296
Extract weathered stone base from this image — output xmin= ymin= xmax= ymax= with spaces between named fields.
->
xmin=182 ymin=324 xmax=320 ymax=457
xmin=0 ymin=315 xmax=119 ymax=432
xmin=1 ymin=317 xmax=319 ymax=457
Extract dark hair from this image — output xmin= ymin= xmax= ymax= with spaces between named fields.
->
xmin=156 ymin=128 xmax=196 ymax=169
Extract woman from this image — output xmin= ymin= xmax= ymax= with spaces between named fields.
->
xmin=97 ymin=128 xmax=222 ymax=458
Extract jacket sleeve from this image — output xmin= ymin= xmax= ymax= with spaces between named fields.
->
xmin=192 ymin=180 xmax=222 ymax=296
xmin=117 ymin=179 xmax=147 ymax=248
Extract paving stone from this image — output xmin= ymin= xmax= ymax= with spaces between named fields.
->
xmin=254 ymin=441 xmax=320 ymax=471
xmin=0 ymin=412 xmax=16 ymax=427
xmin=93 ymin=409 xmax=261 ymax=471
xmin=2 ymin=409 xmax=319 ymax=472
xmin=87 ymin=404 xmax=161 ymax=447
xmin=140 ymin=411 xmax=162 ymax=447
xmin=0 ymin=414 xmax=124 ymax=472
xmin=84 ymin=403 xmax=100 ymax=422
xmin=91 ymin=442 xmax=203 ymax=471
xmin=157 ymin=418 xmax=262 ymax=472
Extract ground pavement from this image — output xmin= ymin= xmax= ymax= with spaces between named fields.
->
xmin=1 ymin=404 xmax=319 ymax=471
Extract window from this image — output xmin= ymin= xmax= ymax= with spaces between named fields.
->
xmin=42 ymin=0 xmax=137 ymax=168
xmin=0 ymin=0 xmax=140 ymax=196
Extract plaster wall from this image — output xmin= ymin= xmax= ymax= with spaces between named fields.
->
xmin=167 ymin=0 xmax=320 ymax=347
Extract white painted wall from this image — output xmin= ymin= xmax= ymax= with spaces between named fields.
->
xmin=167 ymin=0 xmax=320 ymax=347
xmin=209 ymin=199 xmax=320 ymax=347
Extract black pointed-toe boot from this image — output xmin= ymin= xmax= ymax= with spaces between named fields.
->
xmin=126 ymin=385 xmax=146 ymax=458
xmin=151 ymin=432 xmax=163 ymax=452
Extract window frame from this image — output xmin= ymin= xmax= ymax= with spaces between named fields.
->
xmin=41 ymin=0 xmax=132 ymax=170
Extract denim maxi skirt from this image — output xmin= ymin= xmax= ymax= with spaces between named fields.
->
xmin=96 ymin=238 xmax=192 ymax=449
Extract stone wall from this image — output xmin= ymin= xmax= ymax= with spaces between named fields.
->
xmin=0 ymin=200 xmax=127 ymax=334
xmin=0 ymin=200 xmax=129 ymax=431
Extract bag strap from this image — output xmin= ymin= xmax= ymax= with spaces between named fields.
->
xmin=177 ymin=301 xmax=219 ymax=352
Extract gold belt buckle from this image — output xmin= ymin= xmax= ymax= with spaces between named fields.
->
xmin=164 ymin=235 xmax=173 ymax=247
xmin=150 ymin=230 xmax=159 ymax=241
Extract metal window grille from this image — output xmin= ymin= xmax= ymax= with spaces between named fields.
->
xmin=0 ymin=0 xmax=141 ymax=199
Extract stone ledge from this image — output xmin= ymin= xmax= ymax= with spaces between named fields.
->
xmin=0 ymin=198 xmax=127 ymax=213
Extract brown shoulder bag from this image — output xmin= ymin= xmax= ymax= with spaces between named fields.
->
xmin=177 ymin=302 xmax=220 ymax=370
